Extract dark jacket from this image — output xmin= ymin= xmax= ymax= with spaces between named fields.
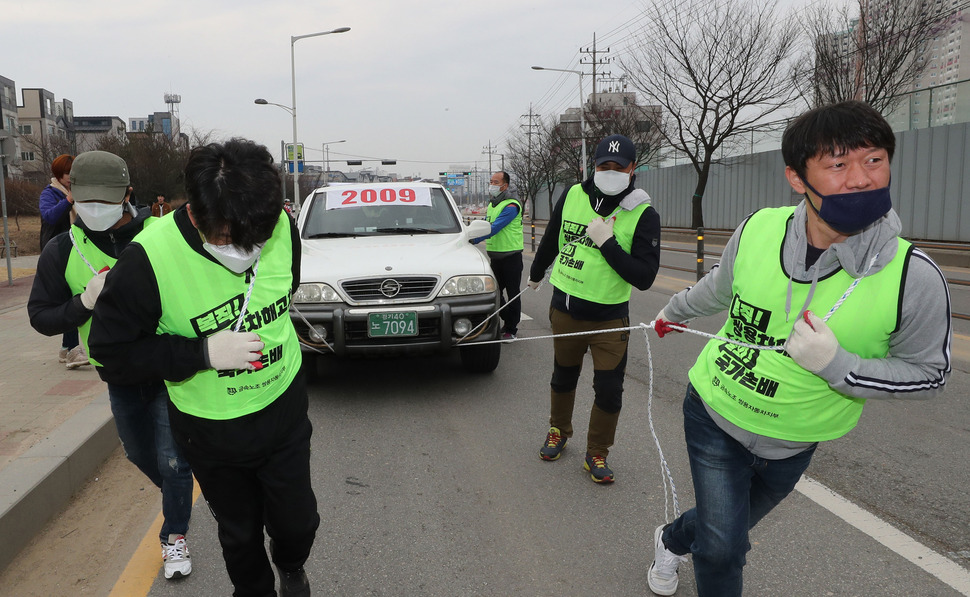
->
xmin=28 ymin=206 xmax=153 ymax=337
xmin=88 ymin=205 xmax=302 ymax=387
xmin=529 ymin=175 xmax=661 ymax=321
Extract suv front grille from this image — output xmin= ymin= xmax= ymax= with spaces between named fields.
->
xmin=341 ymin=276 xmax=438 ymax=302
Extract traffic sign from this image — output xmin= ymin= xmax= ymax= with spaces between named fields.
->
xmin=285 ymin=143 xmax=305 ymax=174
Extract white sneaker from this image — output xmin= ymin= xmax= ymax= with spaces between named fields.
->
xmin=648 ymin=524 xmax=688 ymax=595
xmin=58 ymin=347 xmax=69 ymax=362
xmin=162 ymin=534 xmax=192 ymax=579
xmin=64 ymin=345 xmax=90 ymax=369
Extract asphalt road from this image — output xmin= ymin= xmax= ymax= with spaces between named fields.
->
xmin=141 ymin=255 xmax=970 ymax=597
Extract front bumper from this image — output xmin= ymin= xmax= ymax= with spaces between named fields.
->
xmin=290 ymin=292 xmax=501 ymax=356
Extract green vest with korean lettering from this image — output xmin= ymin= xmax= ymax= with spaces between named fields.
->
xmin=63 ymin=220 xmax=156 ymax=365
xmin=688 ymin=206 xmax=910 ymax=442
xmin=485 ymin=196 xmax=523 ymax=252
xmin=549 ymin=184 xmax=650 ymax=304
xmin=136 ymin=212 xmax=300 ymax=420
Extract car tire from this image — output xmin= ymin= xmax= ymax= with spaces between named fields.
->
xmin=459 ymin=342 xmax=501 ymax=373
xmin=300 ymin=353 xmax=330 ymax=380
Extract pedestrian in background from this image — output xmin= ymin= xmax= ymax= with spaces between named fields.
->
xmin=152 ymin=192 xmax=173 ymax=217
xmin=646 ymin=101 xmax=952 ymax=596
xmin=28 ymin=150 xmax=195 ymax=580
xmin=527 ymin=134 xmax=661 ymax=483
xmin=471 ymin=171 xmax=523 ymax=341
xmin=38 ymin=153 xmax=87 ymax=368
xmin=89 ymin=138 xmax=319 ymax=597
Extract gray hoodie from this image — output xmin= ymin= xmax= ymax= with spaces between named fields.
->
xmin=664 ymin=201 xmax=952 ymax=456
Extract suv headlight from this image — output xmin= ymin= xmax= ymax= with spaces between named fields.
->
xmin=293 ymin=283 xmax=340 ymax=303
xmin=439 ymin=275 xmax=496 ymax=296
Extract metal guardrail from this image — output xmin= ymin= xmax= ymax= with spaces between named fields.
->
xmin=508 ymin=221 xmax=970 ymax=320
xmin=662 ymin=227 xmax=970 ymax=321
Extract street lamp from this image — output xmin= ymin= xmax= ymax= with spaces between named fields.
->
xmin=254 ymin=99 xmax=294 ymax=202
xmin=322 ymin=139 xmax=346 ymax=184
xmin=254 ymin=98 xmax=293 ymax=115
xmin=289 ymin=26 xmax=350 ymax=211
xmin=532 ymin=65 xmax=588 ymax=179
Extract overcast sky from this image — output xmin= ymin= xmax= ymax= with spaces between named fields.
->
xmin=3 ymin=0 xmax=814 ymax=180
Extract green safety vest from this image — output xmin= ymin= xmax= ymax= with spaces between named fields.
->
xmin=549 ymin=184 xmax=650 ymax=304
xmin=137 ymin=213 xmax=300 ymax=420
xmin=485 ymin=196 xmax=523 ymax=252
xmin=688 ymin=206 xmax=910 ymax=442
xmin=63 ymin=219 xmax=156 ymax=365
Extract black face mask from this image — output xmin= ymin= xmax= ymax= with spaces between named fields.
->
xmin=802 ymin=177 xmax=892 ymax=234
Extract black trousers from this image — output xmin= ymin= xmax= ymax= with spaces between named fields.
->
xmin=168 ymin=374 xmax=320 ymax=597
xmin=490 ymin=252 xmax=523 ymax=334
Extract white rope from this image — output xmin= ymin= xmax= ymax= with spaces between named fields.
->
xmin=232 ymin=255 xmax=261 ymax=332
xmin=68 ymin=229 xmax=100 ymax=275
xmin=455 ymin=228 xmax=605 ymax=343
xmin=456 ymin=285 xmax=530 ymax=343
xmin=291 ymin=303 xmax=336 ymax=353
xmin=639 ymin=323 xmax=682 ymax=521
xmin=821 ymin=253 xmax=878 ymax=323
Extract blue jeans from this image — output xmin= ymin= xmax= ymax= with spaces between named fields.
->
xmin=108 ymin=381 xmax=193 ymax=541
xmin=663 ymin=384 xmax=817 ymax=597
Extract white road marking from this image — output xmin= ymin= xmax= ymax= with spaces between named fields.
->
xmin=796 ymin=475 xmax=970 ymax=595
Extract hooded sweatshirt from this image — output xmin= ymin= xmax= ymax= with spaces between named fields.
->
xmin=663 ymin=201 xmax=952 ymax=457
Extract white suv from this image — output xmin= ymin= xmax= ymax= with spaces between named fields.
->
xmin=291 ymin=182 xmax=502 ymax=373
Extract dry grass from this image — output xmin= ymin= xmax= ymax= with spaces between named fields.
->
xmin=1 ymin=215 xmax=42 ymax=256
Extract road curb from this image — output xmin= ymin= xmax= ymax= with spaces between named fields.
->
xmin=0 ymin=392 xmax=117 ymax=572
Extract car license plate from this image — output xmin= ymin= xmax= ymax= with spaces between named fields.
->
xmin=368 ymin=312 xmax=418 ymax=337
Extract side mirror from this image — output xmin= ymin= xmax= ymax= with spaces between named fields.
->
xmin=466 ymin=219 xmax=491 ymax=237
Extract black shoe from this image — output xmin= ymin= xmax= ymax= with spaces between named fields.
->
xmin=278 ymin=567 xmax=310 ymax=597
xmin=584 ymin=453 xmax=615 ymax=483
xmin=539 ymin=426 xmax=567 ymax=461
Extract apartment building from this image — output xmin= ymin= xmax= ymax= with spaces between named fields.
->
xmin=0 ymin=76 xmax=20 ymax=177
xmin=16 ymin=88 xmax=74 ymax=178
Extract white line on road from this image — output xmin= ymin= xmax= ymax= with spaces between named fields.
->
xmin=796 ymin=475 xmax=970 ymax=596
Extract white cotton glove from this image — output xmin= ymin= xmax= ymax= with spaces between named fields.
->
xmin=527 ymin=279 xmax=542 ymax=291
xmin=586 ymin=217 xmax=615 ymax=247
xmin=205 ymin=330 xmax=264 ymax=371
xmin=80 ymin=270 xmax=109 ymax=310
xmin=785 ymin=311 xmax=839 ymax=373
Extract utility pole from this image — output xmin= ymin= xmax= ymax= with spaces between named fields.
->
xmin=482 ymin=140 xmax=504 ymax=172
xmin=521 ymin=104 xmax=541 ymax=251
xmin=581 ymin=33 xmax=611 ymax=111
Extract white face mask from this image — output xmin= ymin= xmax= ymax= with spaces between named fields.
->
xmin=593 ymin=170 xmax=631 ymax=196
xmin=488 ymin=184 xmax=503 ymax=198
xmin=203 ymin=241 xmax=264 ymax=274
xmin=75 ymin=201 xmax=125 ymax=231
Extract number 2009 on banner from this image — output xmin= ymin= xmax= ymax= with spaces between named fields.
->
xmin=342 ymin=188 xmax=414 ymax=205
xmin=326 ymin=186 xmax=432 ymax=209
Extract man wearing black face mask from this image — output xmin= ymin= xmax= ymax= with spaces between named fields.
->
xmin=527 ymin=134 xmax=661 ymax=484
xmin=646 ymin=101 xmax=952 ymax=596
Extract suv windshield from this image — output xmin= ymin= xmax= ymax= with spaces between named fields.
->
xmin=303 ymin=186 xmax=461 ymax=238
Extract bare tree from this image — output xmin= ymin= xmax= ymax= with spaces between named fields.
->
xmin=535 ymin=117 xmax=574 ymax=216
xmin=801 ymin=0 xmax=951 ymax=114
xmin=94 ymin=126 xmax=213 ymax=205
xmin=623 ymin=0 xmax=800 ymax=228
xmin=585 ymin=100 xmax=666 ymax=169
xmin=19 ymin=132 xmax=73 ymax=184
xmin=504 ymin=124 xmax=544 ymax=221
